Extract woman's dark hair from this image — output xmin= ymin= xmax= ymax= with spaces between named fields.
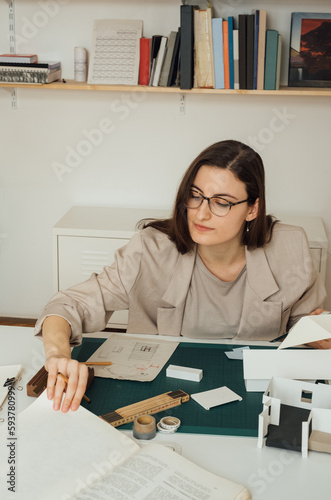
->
xmin=142 ymin=140 xmax=276 ymax=254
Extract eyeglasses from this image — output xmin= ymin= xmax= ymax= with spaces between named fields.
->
xmin=185 ymin=189 xmax=250 ymax=217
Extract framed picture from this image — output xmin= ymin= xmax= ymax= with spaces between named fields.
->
xmin=289 ymin=12 xmax=331 ymax=87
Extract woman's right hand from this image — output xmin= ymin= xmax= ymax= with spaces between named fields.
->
xmin=41 ymin=315 xmax=88 ymax=412
xmin=45 ymin=356 xmax=89 ymax=412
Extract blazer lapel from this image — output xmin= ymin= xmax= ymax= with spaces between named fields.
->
xmin=237 ymin=246 xmax=282 ymax=340
xmin=157 ymin=248 xmax=196 ymax=336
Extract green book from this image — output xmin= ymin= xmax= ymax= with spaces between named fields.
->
xmin=264 ymin=29 xmax=279 ymax=90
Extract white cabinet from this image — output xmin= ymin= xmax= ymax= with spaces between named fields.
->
xmin=53 ymin=207 xmax=328 ymax=329
xmin=53 ymin=206 xmax=168 ymax=328
xmin=278 ymin=215 xmax=328 ymax=282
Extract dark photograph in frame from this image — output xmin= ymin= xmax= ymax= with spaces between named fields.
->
xmin=289 ymin=12 xmax=331 ymax=87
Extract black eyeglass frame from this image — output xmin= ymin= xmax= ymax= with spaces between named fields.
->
xmin=185 ymin=190 xmax=251 ymax=217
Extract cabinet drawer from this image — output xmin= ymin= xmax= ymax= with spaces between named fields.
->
xmin=57 ymin=235 xmax=129 ymax=326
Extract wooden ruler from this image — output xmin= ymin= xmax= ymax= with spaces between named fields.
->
xmin=100 ymin=390 xmax=190 ymax=427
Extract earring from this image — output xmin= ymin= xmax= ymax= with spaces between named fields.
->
xmin=246 ymin=221 xmax=250 ymax=232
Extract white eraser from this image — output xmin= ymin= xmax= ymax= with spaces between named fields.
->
xmin=166 ymin=364 xmax=203 ymax=382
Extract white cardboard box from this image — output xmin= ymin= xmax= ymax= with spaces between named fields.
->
xmin=166 ymin=364 xmax=203 ymax=382
xmin=243 ymin=349 xmax=331 ymax=392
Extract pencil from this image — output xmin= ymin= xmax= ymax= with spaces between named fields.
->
xmin=82 ymin=361 xmax=112 ymax=366
xmin=57 ymin=372 xmax=91 ymax=404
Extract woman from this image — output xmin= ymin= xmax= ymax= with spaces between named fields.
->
xmin=35 ymin=140 xmax=327 ymax=412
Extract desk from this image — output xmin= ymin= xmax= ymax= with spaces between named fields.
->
xmin=1 ymin=325 xmax=330 ymax=500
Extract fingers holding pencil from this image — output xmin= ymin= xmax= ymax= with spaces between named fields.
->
xmin=45 ymin=357 xmax=88 ymax=413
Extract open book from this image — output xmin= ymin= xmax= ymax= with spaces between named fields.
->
xmin=0 ymin=392 xmax=251 ymax=500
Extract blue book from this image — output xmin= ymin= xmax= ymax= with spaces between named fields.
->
xmin=228 ymin=16 xmax=234 ymax=89
xmin=212 ymin=18 xmax=225 ymax=89
xmin=253 ymin=10 xmax=259 ymax=89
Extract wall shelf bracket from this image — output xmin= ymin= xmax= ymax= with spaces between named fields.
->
xmin=179 ymin=94 xmax=186 ymax=115
xmin=3 ymin=0 xmax=17 ymax=108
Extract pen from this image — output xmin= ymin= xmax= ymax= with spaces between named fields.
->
xmin=57 ymin=372 xmax=91 ymax=404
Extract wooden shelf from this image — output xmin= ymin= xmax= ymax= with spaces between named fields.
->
xmin=1 ymin=79 xmax=331 ymax=96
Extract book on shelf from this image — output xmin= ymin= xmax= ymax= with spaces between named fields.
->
xmin=253 ymin=10 xmax=260 ymax=89
xmin=212 ymin=18 xmax=225 ymax=89
xmin=180 ymin=4 xmax=197 ymax=90
xmin=0 ymin=62 xmax=61 ymax=84
xmin=233 ymin=29 xmax=239 ymax=89
xmin=228 ymin=16 xmax=234 ymax=89
xmin=159 ymin=31 xmax=178 ymax=87
xmin=257 ymin=9 xmax=267 ymax=90
xmin=276 ymin=34 xmax=282 ymax=90
xmin=223 ymin=19 xmax=230 ymax=89
xmin=264 ymin=29 xmax=279 ymax=90
xmin=0 ymin=53 xmax=37 ymax=63
xmin=152 ymin=36 xmax=168 ymax=87
xmin=238 ymin=14 xmax=247 ymax=89
xmin=149 ymin=34 xmax=162 ymax=85
xmin=288 ymin=12 xmax=331 ymax=88
xmin=0 ymin=392 xmax=252 ymax=500
xmin=194 ymin=7 xmax=215 ymax=89
xmin=167 ymin=28 xmax=181 ymax=87
xmin=246 ymin=14 xmax=255 ymax=89
xmin=139 ymin=37 xmax=151 ymax=85
xmin=0 ymin=61 xmax=60 ymax=70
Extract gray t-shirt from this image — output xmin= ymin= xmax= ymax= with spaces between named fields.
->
xmin=181 ymin=254 xmax=247 ymax=338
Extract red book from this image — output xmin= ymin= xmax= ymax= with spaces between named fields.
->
xmin=139 ymin=38 xmax=151 ymax=85
xmin=223 ymin=20 xmax=230 ymax=89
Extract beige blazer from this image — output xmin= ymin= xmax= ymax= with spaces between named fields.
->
xmin=35 ymin=224 xmax=326 ymax=345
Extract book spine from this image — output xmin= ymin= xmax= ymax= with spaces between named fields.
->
xmin=139 ymin=38 xmax=151 ymax=86
xmin=194 ymin=8 xmax=215 ymax=89
xmin=257 ymin=9 xmax=267 ymax=90
xmin=180 ymin=5 xmax=195 ymax=90
xmin=253 ymin=10 xmax=260 ymax=90
xmin=223 ymin=20 xmax=229 ymax=89
xmin=167 ymin=29 xmax=181 ymax=87
xmin=238 ymin=14 xmax=247 ymax=89
xmin=276 ymin=34 xmax=282 ymax=90
xmin=228 ymin=16 xmax=234 ymax=89
xmin=246 ymin=14 xmax=255 ymax=89
xmin=212 ymin=18 xmax=224 ymax=90
xmin=264 ymin=29 xmax=279 ymax=90
xmin=233 ymin=29 xmax=239 ymax=90
xmin=152 ymin=36 xmax=167 ymax=87
xmin=159 ymin=31 xmax=177 ymax=87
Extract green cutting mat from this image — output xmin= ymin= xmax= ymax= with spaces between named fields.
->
xmin=72 ymin=339 xmax=275 ymax=437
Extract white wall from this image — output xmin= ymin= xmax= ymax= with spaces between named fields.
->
xmin=0 ymin=0 xmax=331 ymax=318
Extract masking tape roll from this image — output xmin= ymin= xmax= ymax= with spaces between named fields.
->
xmin=157 ymin=416 xmax=181 ymax=434
xmin=133 ymin=415 xmax=156 ymax=440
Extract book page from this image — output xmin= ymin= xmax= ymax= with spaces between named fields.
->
xmin=0 ymin=392 xmax=139 ymax=500
xmin=72 ymin=443 xmax=251 ymax=500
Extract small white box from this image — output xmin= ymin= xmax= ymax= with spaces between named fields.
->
xmin=166 ymin=364 xmax=203 ymax=382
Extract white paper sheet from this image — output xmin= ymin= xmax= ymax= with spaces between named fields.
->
xmin=191 ymin=386 xmax=243 ymax=410
xmin=224 ymin=346 xmax=250 ymax=360
xmin=86 ymin=334 xmax=178 ymax=381
xmin=278 ymin=313 xmax=331 ymax=349
xmin=88 ymin=19 xmax=143 ymax=85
